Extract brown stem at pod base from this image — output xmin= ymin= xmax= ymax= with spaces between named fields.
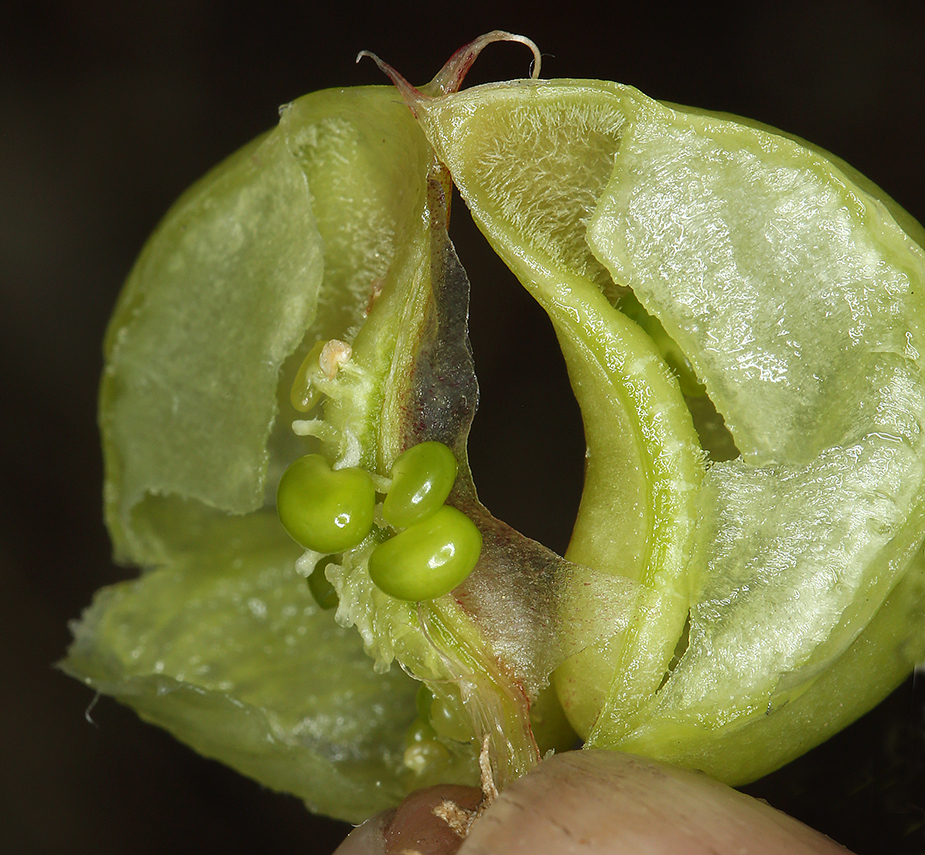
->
xmin=357 ymin=30 xmax=541 ymax=114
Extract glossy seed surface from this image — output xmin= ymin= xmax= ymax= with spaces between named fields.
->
xmin=308 ymin=558 xmax=339 ymax=610
xmin=276 ymin=454 xmax=375 ymax=553
xmin=383 ymin=441 xmax=458 ymax=528
xmin=369 ymin=505 xmax=481 ymax=601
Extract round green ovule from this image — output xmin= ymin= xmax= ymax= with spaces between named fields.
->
xmin=428 ymin=690 xmax=472 ymax=743
xmin=369 ymin=505 xmax=482 ymax=601
xmin=290 ymin=341 xmax=326 ymax=412
xmin=307 ymin=557 xmax=339 ymax=610
xmin=414 ymin=684 xmax=471 ymax=742
xmin=382 ymin=441 xmax=458 ymax=528
xmin=403 ymin=717 xmax=452 ymax=775
xmin=415 ymin=683 xmax=435 ymax=720
xmin=276 ymin=454 xmax=375 ymax=553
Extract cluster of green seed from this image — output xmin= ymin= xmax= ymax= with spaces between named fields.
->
xmin=276 ymin=441 xmax=482 ymax=603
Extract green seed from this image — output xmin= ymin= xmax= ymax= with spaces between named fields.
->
xmin=403 ymin=718 xmax=452 ymax=774
xmin=415 ymin=683 xmax=435 ymax=719
xmin=307 ymin=557 xmax=339 ymax=610
xmin=383 ymin=441 xmax=458 ymax=528
xmin=428 ymin=689 xmax=472 ymax=743
xmin=369 ymin=505 xmax=482 ymax=601
xmin=289 ymin=341 xmax=326 ymax=412
xmin=276 ymin=454 xmax=375 ymax=553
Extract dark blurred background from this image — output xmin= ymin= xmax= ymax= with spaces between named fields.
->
xmin=3 ymin=1 xmax=924 ymax=852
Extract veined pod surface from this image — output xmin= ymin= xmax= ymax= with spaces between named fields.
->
xmin=64 ymin=31 xmax=925 ymax=826
xmin=406 ymin=65 xmax=925 ymax=782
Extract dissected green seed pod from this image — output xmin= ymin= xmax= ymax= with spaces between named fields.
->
xmin=383 ymin=441 xmax=458 ymax=528
xmin=277 ymin=454 xmax=375 ymax=553
xmin=368 ymin=505 xmax=482 ymax=601
xmin=63 ymin=30 xmax=925 ymax=828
